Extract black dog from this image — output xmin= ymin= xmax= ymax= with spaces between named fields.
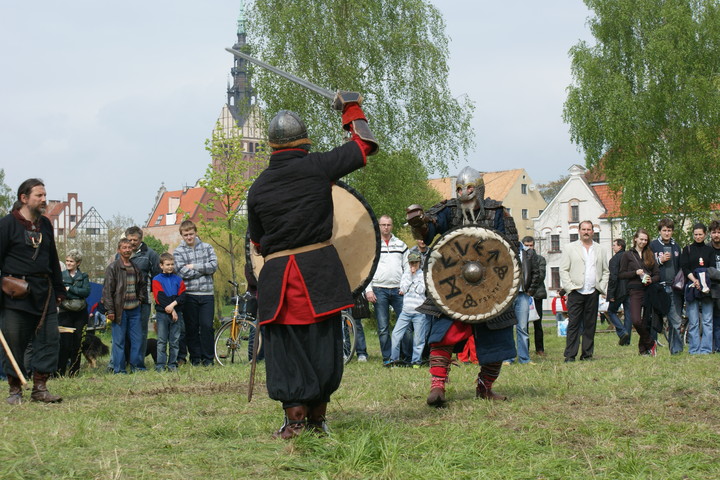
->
xmin=81 ymin=334 xmax=110 ymax=369
xmin=146 ymin=338 xmax=158 ymax=365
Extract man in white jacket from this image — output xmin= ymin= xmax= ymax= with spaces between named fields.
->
xmin=365 ymin=215 xmax=408 ymax=363
xmin=559 ymin=220 xmax=609 ymax=362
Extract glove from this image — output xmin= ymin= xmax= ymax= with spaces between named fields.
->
xmin=332 ymin=90 xmax=363 ymax=111
xmin=406 ymin=204 xmax=430 ymax=239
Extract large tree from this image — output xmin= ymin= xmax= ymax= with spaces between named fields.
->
xmin=245 ymin=0 xmax=472 ymax=224
xmin=563 ymin=0 xmax=720 ymax=242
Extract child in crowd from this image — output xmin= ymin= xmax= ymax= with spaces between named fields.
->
xmin=152 ymin=253 xmax=186 ymax=372
xmin=389 ymin=252 xmax=428 ymax=367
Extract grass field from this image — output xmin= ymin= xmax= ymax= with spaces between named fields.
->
xmin=1 ymin=321 xmax=719 ymax=480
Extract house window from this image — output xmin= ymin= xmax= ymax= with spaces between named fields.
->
xmin=551 ymin=267 xmax=560 ymax=289
xmin=521 ymin=184 xmax=527 ymax=195
xmin=550 ymin=235 xmax=560 ymax=252
xmin=570 ymin=234 xmax=579 ymax=242
xmin=593 ymin=232 xmax=600 ymax=243
xmin=570 ymin=206 xmax=579 ymax=223
xmin=155 ymin=215 xmax=164 ymax=226
xmin=69 ymin=215 xmax=77 ymax=223
xmin=86 ymin=228 xmax=99 ymax=235
xmin=522 ymin=209 xmax=528 ymax=220
xmin=57 ymin=228 xmax=64 ymax=236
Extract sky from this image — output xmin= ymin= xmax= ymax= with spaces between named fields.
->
xmin=0 ymin=1 xmax=594 ymax=225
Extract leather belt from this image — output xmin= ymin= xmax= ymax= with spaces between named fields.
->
xmin=264 ymin=240 xmax=333 ymax=262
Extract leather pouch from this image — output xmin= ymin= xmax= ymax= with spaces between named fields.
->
xmin=2 ymin=276 xmax=30 ymax=299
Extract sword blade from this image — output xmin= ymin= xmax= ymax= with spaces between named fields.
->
xmin=226 ymin=47 xmax=335 ymax=101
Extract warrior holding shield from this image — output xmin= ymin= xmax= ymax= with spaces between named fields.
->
xmin=247 ymin=92 xmax=378 ymax=438
xmin=406 ymin=166 xmax=521 ymax=407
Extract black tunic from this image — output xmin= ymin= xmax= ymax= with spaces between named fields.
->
xmin=0 ymin=213 xmax=65 ymax=315
xmin=247 ymin=142 xmax=365 ymax=323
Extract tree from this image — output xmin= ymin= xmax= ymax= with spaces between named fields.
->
xmin=563 ymin=0 xmax=720 ymax=242
xmin=196 ymin=121 xmax=260 ymax=288
xmin=0 ymin=169 xmax=12 ymax=216
xmin=537 ymin=175 xmax=569 ymax=203
xmin=144 ymin=234 xmax=169 ymax=255
xmin=246 ymin=0 xmax=472 ymax=223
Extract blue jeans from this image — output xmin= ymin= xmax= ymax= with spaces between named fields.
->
xmin=511 ymin=293 xmax=531 ymax=363
xmin=354 ymin=318 xmax=367 ymax=357
xmin=156 ymin=311 xmax=182 ymax=370
xmin=390 ymin=311 xmax=428 ymax=364
xmin=664 ymin=286 xmax=684 ymax=354
xmin=607 ymin=298 xmax=631 ymax=339
xmin=686 ymin=296 xmax=713 ymax=354
xmin=372 ymin=287 xmax=404 ymax=361
xmin=184 ymin=294 xmax=215 ymax=365
xmin=111 ymin=307 xmax=143 ymax=373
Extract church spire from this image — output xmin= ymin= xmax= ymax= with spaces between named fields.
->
xmin=227 ymin=0 xmax=254 ymax=125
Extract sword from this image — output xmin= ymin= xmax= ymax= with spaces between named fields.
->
xmin=225 ymin=47 xmax=335 ymax=101
xmin=247 ymin=320 xmax=261 ymax=403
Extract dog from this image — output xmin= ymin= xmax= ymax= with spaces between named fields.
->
xmin=146 ymin=338 xmax=158 ymax=365
xmin=81 ymin=334 xmax=110 ymax=369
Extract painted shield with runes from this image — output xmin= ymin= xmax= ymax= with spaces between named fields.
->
xmin=425 ymin=225 xmax=520 ymax=323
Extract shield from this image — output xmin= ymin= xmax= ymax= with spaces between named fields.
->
xmin=247 ymin=180 xmax=380 ymax=297
xmin=425 ymin=225 xmax=520 ymax=323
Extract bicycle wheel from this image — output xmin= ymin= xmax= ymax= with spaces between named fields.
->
xmin=214 ymin=319 xmax=260 ymax=366
xmin=341 ymin=311 xmax=356 ymax=364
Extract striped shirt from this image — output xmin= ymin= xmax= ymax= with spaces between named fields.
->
xmin=123 ymin=265 xmax=140 ymax=310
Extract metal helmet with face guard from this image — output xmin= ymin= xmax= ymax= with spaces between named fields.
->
xmin=455 ymin=166 xmax=484 ymax=202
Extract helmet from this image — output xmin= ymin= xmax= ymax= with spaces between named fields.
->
xmin=455 ymin=166 xmax=485 ymax=202
xmin=408 ymin=252 xmax=422 ymax=263
xmin=268 ymin=110 xmax=311 ymax=149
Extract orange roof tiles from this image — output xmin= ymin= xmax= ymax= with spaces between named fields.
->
xmin=592 ymin=184 xmax=622 ymax=219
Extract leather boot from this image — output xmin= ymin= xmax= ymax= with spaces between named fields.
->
xmin=7 ymin=376 xmax=23 ymax=405
xmin=30 ymin=372 xmax=62 ymax=403
xmin=476 ymin=378 xmax=508 ymax=401
xmin=307 ymin=402 xmax=329 ymax=435
xmin=426 ymin=376 xmax=447 ymax=408
xmin=272 ymin=405 xmax=307 ymax=439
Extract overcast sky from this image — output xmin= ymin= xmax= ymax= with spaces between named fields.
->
xmin=0 ymin=1 xmax=593 ymax=225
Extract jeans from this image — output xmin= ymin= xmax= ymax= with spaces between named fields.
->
xmin=712 ymin=301 xmax=720 ymax=353
xmin=390 ymin=312 xmax=428 ymax=364
xmin=372 ymin=287 xmax=404 ymax=361
xmin=156 ymin=311 xmax=182 ymax=371
xmin=184 ymin=294 xmax=215 ymax=365
xmin=353 ymin=317 xmax=367 ymax=357
xmin=664 ymin=286 xmax=684 ymax=354
xmin=607 ymin=297 xmax=632 ymax=340
xmin=111 ymin=307 xmax=143 ymax=373
xmin=511 ymin=293 xmax=531 ymax=363
xmin=686 ymin=296 xmax=713 ymax=354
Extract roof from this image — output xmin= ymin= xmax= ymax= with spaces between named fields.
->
xmin=591 ymin=183 xmax=622 ymax=219
xmin=483 ymin=169 xmax=524 ymax=200
xmin=145 ymin=187 xmax=207 ymax=227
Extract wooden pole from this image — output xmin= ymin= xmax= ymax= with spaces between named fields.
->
xmin=0 ymin=328 xmax=28 ymax=387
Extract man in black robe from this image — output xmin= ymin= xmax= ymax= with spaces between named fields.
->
xmin=1 ymin=178 xmax=65 ymax=404
xmin=247 ymin=92 xmax=377 ymax=438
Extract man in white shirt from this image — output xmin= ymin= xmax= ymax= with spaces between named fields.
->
xmin=559 ymin=220 xmax=609 ymax=362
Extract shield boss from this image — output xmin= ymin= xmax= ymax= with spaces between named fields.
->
xmin=425 ymin=226 xmax=520 ymax=323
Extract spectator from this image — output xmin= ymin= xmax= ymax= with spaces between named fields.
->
xmin=522 ymin=236 xmax=547 ymax=356
xmin=151 ymin=253 xmax=186 ymax=372
xmin=349 ymin=292 xmax=370 ymax=362
xmin=559 ymin=220 xmax=610 ymax=362
xmin=174 ymin=220 xmax=218 ymax=367
xmin=0 ymin=178 xmax=65 ymax=404
xmin=649 ymin=218 xmax=684 ymax=354
xmin=389 ymin=252 xmax=428 ymax=367
xmin=607 ymin=238 xmax=632 ymax=346
xmin=103 ymin=238 xmax=147 ymax=373
xmin=364 ymin=215 xmax=408 ymax=364
xmin=618 ymin=229 xmax=660 ymax=355
xmin=508 ymin=241 xmax=540 ymax=364
xmin=680 ymin=223 xmax=714 ymax=355
xmin=709 ymin=220 xmax=720 ymax=352
xmin=57 ymin=249 xmax=91 ymax=376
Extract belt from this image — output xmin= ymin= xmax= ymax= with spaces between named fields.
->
xmin=264 ymin=240 xmax=333 ymax=262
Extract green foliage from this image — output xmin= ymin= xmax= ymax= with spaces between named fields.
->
xmin=0 ymin=168 xmax=12 ymax=216
xmin=245 ymin=0 xmax=472 ymax=219
xmin=197 ymin=121 xmax=262 ymax=287
xmin=563 ymin=0 xmax=720 ymax=237
xmin=143 ymin=234 xmax=169 ymax=255
xmin=537 ymin=175 xmax=570 ymax=203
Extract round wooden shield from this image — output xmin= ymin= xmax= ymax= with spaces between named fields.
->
xmin=247 ymin=180 xmax=380 ymax=298
xmin=425 ymin=225 xmax=520 ymax=323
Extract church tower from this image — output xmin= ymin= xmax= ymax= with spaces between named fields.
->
xmin=227 ymin=0 xmax=254 ymax=124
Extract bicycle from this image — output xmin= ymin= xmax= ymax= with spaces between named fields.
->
xmin=214 ymin=280 xmax=261 ymax=366
xmin=341 ymin=310 xmax=357 ymax=365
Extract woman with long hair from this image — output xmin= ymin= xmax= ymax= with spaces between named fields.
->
xmin=618 ymin=229 xmax=660 ymax=355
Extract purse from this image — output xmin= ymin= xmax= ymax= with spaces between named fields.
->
xmin=350 ymin=293 xmax=371 ymax=319
xmin=61 ymin=298 xmax=87 ymax=312
xmin=672 ymin=269 xmax=685 ymax=292
xmin=1 ymin=276 xmax=30 ymax=299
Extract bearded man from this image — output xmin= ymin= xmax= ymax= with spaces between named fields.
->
xmin=406 ymin=166 xmax=519 ymax=407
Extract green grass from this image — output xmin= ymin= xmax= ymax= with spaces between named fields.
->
xmin=2 ymin=323 xmax=720 ymax=480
